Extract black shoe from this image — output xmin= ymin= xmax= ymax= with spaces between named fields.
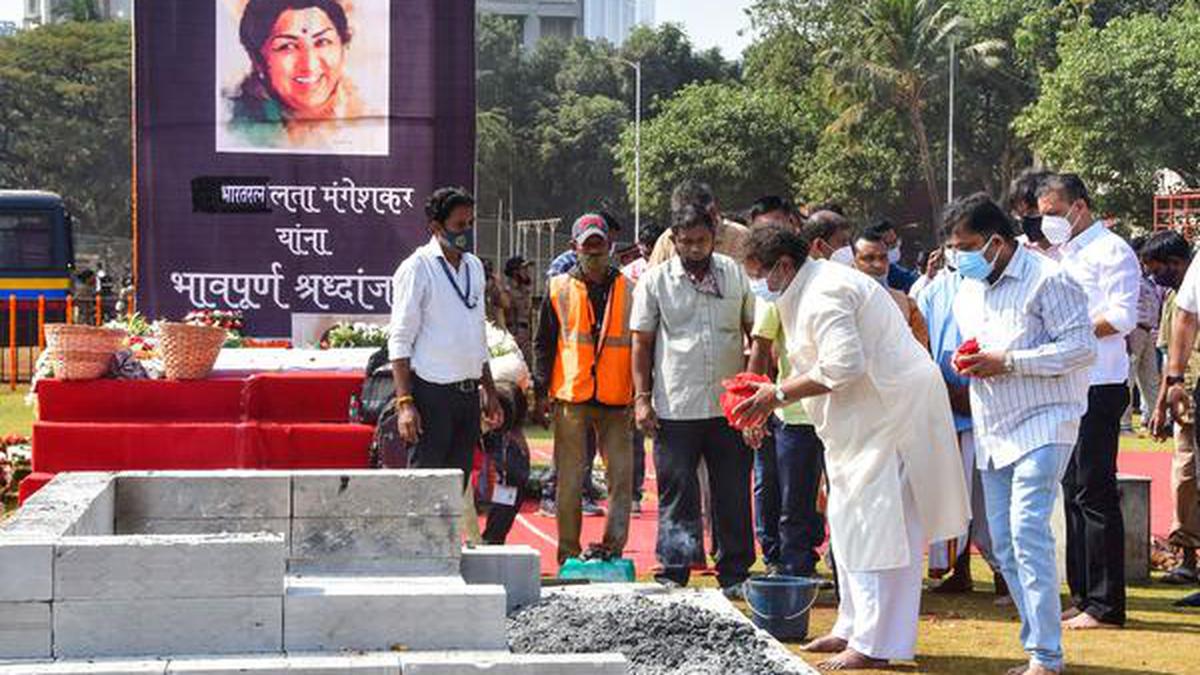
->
xmin=581 ymin=498 xmax=606 ymax=517
xmin=1175 ymin=590 xmax=1200 ymax=607
xmin=1162 ymin=565 xmax=1199 ymax=586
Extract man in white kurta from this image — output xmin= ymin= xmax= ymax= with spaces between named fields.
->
xmin=735 ymin=223 xmax=970 ymax=670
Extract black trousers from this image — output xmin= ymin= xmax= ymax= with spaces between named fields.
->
xmin=754 ymin=420 xmax=827 ymax=577
xmin=409 ymin=375 xmax=481 ymax=488
xmin=653 ymin=417 xmax=754 ymax=588
xmin=1063 ymin=383 xmax=1128 ymax=625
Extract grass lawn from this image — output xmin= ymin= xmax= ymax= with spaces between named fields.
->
xmin=0 ymin=385 xmax=31 ymax=438
xmin=680 ymin=559 xmax=1200 ymax=675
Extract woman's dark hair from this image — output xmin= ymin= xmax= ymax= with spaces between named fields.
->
xmin=942 ymin=192 xmax=1017 ymax=240
xmin=1140 ymin=230 xmax=1192 ymax=264
xmin=671 ymin=203 xmax=716 ymax=233
xmin=746 ymin=221 xmax=809 ymax=269
xmin=425 ymin=187 xmax=475 ymax=224
xmin=240 ymin=0 xmax=352 ymax=66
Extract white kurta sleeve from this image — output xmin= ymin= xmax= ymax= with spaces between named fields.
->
xmin=802 ymin=284 xmax=867 ymax=390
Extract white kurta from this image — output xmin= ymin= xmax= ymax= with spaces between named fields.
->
xmin=776 ymin=259 xmax=971 ymax=573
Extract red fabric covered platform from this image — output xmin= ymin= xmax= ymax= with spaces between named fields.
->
xmin=20 ymin=373 xmax=371 ymax=503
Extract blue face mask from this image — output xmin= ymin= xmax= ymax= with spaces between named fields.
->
xmin=750 ymin=262 xmax=784 ymax=302
xmin=957 ymin=237 xmax=999 ymax=281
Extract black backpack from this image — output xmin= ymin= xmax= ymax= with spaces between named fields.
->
xmin=361 ymin=346 xmax=407 ymax=468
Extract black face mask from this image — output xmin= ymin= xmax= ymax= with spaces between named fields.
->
xmin=1021 ymin=215 xmax=1044 ymax=242
xmin=1150 ymin=270 xmax=1180 ymax=290
xmin=680 ymin=255 xmax=713 ymax=276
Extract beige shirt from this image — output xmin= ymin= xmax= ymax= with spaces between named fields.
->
xmin=647 ymin=219 xmax=750 ymax=267
xmin=631 ymin=253 xmax=755 ymax=420
xmin=776 ymin=259 xmax=970 ymax=572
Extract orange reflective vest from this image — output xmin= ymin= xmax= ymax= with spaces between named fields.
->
xmin=548 ymin=272 xmax=634 ymax=405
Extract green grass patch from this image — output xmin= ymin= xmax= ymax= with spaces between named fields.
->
xmin=0 ymin=385 xmax=32 ymax=438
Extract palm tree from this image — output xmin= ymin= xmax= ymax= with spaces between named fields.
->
xmin=824 ymin=0 xmax=1002 ymax=227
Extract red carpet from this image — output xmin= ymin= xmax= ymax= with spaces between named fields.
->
xmin=505 ymin=440 xmax=1176 ymax=577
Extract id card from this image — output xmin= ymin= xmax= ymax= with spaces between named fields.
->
xmin=492 ymin=484 xmax=518 ymax=506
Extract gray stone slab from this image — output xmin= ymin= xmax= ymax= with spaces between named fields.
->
xmin=70 ymin=479 xmax=115 ymax=536
xmin=116 ymin=473 xmax=291 ymax=523
xmin=0 ymin=602 xmax=50 ymax=660
xmin=0 ymin=658 xmax=168 ymax=674
xmin=1119 ymin=473 xmax=1151 ymax=583
xmin=398 ymin=652 xmax=628 ymax=675
xmin=0 ymin=539 xmax=53 ymax=602
xmin=460 ymin=545 xmax=540 ymax=613
xmin=290 ymin=516 xmax=459 ymax=562
xmin=115 ymin=517 xmax=290 ymax=546
xmin=165 ymin=653 xmax=399 ymax=674
xmin=288 ymin=557 xmax=460 ymax=576
xmin=54 ymin=597 xmax=283 ymax=658
xmin=54 ymin=534 xmax=285 ymax=600
xmin=291 ymin=471 xmax=462 ymax=518
xmin=283 ymin=577 xmax=506 ymax=652
xmin=2 ymin=473 xmax=115 ymax=538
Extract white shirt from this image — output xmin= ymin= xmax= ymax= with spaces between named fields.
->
xmin=775 ymin=259 xmax=969 ymax=572
xmin=387 ymin=237 xmax=488 ymax=383
xmin=1057 ymin=221 xmax=1140 ymax=385
xmin=1176 ymin=256 xmax=1200 ymax=315
xmin=953 ymin=245 xmax=1096 ymax=470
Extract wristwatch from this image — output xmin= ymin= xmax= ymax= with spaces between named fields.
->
xmin=1167 ymin=375 xmax=1187 ymax=387
xmin=774 ymin=385 xmax=788 ymax=406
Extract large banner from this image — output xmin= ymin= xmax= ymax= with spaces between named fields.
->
xmin=135 ymin=0 xmax=475 ymax=339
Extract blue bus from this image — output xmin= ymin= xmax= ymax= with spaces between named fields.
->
xmin=0 ymin=191 xmax=74 ymax=349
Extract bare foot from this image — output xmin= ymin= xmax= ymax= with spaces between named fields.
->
xmin=1063 ymin=612 xmax=1120 ymax=631
xmin=802 ymin=634 xmax=849 ymax=654
xmin=1060 ymin=606 xmax=1082 ymax=621
xmin=817 ymin=648 xmax=889 ymax=671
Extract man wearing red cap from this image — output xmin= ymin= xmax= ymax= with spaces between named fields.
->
xmin=533 ymin=213 xmax=635 ymax=564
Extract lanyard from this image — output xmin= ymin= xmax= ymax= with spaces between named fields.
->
xmin=437 ymin=257 xmax=476 ymax=309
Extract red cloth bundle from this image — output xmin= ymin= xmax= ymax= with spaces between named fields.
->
xmin=953 ymin=337 xmax=981 ymax=373
xmin=720 ymin=372 xmax=772 ymax=430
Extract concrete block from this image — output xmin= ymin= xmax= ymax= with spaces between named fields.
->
xmin=291 ymin=471 xmax=462 ymax=518
xmin=288 ymin=557 xmax=460 ymax=576
xmin=115 ymin=517 xmax=290 ymax=546
xmin=116 ymin=473 xmax=291 ymax=523
xmin=1119 ymin=473 xmax=1152 ymax=583
xmin=0 ymin=658 xmax=168 ymax=674
xmin=2 ymin=473 xmax=115 ymax=538
xmin=290 ymin=515 xmax=459 ymax=564
xmin=54 ymin=597 xmax=283 ymax=658
xmin=54 ymin=534 xmax=285 ymax=600
xmin=71 ymin=478 xmax=116 ymax=536
xmin=398 ymin=652 xmax=628 ymax=675
xmin=165 ymin=653 xmax=399 ymax=674
xmin=283 ymin=576 xmax=506 ymax=652
xmin=460 ymin=545 xmax=540 ymax=612
xmin=0 ymin=602 xmax=51 ymax=659
xmin=0 ymin=539 xmax=53 ymax=602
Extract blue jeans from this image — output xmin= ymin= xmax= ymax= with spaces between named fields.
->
xmin=981 ymin=444 xmax=1068 ymax=672
xmin=753 ymin=420 xmax=826 ymax=576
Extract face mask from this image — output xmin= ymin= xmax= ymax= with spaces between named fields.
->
xmin=750 ymin=262 xmax=783 ymax=302
xmin=681 ymin=255 xmax=712 ymax=276
xmin=887 ymin=242 xmax=902 ymax=265
xmin=579 ymin=251 xmax=610 ymax=277
xmin=1040 ymin=205 xmax=1077 ymax=246
xmin=1150 ymin=270 xmax=1180 ymax=289
xmin=1021 ymin=215 xmax=1044 ymax=242
xmin=830 ymin=246 xmax=854 ymax=266
xmin=942 ymin=246 xmax=958 ymax=272
xmin=957 ymin=237 xmax=999 ymax=281
xmin=439 ymin=227 xmax=474 ymax=253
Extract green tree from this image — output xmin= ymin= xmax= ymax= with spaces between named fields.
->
xmin=0 ymin=21 xmax=131 ymax=238
xmin=536 ymin=94 xmax=629 ymax=220
xmin=1015 ymin=6 xmax=1200 ymax=224
xmin=615 ymin=82 xmax=818 ymax=219
xmin=618 ymin=24 xmax=737 ymax=117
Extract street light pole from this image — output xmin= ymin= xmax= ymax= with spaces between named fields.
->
xmin=615 ymin=58 xmax=642 ymax=243
xmin=947 ymin=38 xmax=956 ymax=204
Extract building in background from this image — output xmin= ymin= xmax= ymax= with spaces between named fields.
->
xmin=478 ymin=0 xmax=584 ymax=50
xmin=23 ymin=0 xmax=129 ymax=28
xmin=583 ymin=0 xmax=654 ymax=46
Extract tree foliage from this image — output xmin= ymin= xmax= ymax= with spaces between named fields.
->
xmin=0 ymin=21 xmax=131 ymax=238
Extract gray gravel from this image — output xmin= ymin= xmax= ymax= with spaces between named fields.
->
xmin=507 ymin=592 xmax=799 ymax=675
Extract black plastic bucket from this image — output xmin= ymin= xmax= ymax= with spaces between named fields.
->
xmin=743 ymin=575 xmax=821 ymax=641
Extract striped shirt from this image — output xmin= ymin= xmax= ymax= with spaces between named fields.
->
xmin=952 ymin=244 xmax=1097 ymax=470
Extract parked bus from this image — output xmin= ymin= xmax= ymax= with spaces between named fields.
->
xmin=0 ymin=190 xmax=74 ymax=349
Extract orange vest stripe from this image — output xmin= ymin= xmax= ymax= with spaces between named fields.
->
xmin=549 ymin=272 xmax=634 ymax=405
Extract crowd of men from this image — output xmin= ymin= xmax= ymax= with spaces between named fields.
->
xmin=388 ymin=173 xmax=1200 ymax=673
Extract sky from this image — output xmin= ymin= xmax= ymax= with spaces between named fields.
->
xmin=656 ymin=0 xmax=756 ymax=60
xmin=0 ymin=0 xmax=760 ymax=59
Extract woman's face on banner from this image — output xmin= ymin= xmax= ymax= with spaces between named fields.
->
xmin=260 ymin=7 xmax=347 ymax=118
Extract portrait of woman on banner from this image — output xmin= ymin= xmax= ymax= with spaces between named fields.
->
xmin=215 ymin=0 xmax=390 ymax=156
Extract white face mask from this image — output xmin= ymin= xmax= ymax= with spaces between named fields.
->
xmin=830 ymin=246 xmax=855 ymax=266
xmin=1040 ymin=205 xmax=1078 ymax=246
xmin=887 ymin=243 xmax=902 ymax=265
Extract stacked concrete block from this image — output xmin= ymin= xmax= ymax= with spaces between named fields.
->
xmin=398 ymin=652 xmax=629 ymax=675
xmin=2 ymin=473 xmax=114 ymax=538
xmin=284 ymin=576 xmax=507 ymax=652
xmin=460 ymin=546 xmax=541 ymax=613
xmin=115 ymin=471 xmax=291 ymax=544
xmin=289 ymin=471 xmax=462 ymax=575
